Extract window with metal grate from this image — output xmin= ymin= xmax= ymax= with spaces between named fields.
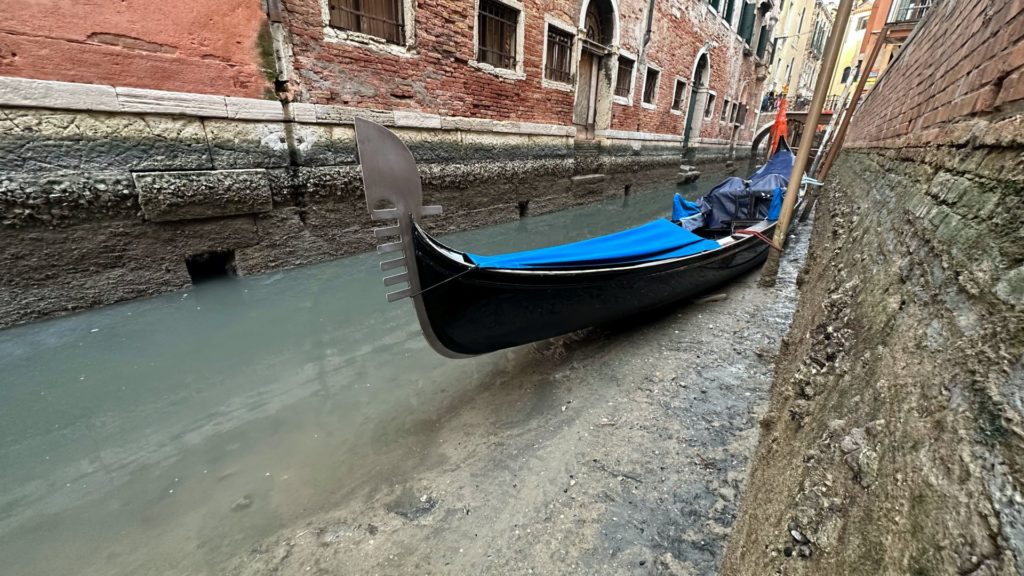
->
xmin=328 ymin=0 xmax=405 ymax=44
xmin=615 ymin=57 xmax=635 ymax=98
xmin=545 ymin=26 xmax=574 ymax=84
xmin=477 ymin=0 xmax=519 ymax=69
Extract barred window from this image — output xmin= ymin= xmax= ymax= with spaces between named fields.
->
xmin=328 ymin=0 xmax=405 ymax=44
xmin=545 ymin=26 xmax=574 ymax=84
xmin=704 ymin=93 xmax=716 ymax=119
xmin=477 ymin=0 xmax=519 ymax=69
xmin=614 ymin=57 xmax=635 ymax=98
xmin=671 ymin=79 xmax=686 ymax=111
xmin=642 ymin=67 xmax=660 ymax=105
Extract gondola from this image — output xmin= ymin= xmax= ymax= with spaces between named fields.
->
xmin=354 ymin=118 xmax=799 ymax=358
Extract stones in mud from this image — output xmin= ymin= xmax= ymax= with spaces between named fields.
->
xmin=230 ymin=494 xmax=254 ymax=511
xmin=837 ymin=426 xmax=880 ymax=488
xmin=677 ymin=165 xmax=700 ymax=185
xmin=784 ymin=521 xmax=814 ymax=559
xmin=388 ymin=492 xmax=439 ymax=521
xmin=788 ymin=521 xmax=810 ymax=544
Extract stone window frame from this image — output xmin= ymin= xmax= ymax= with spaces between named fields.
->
xmin=640 ymin=62 xmax=661 ymax=110
xmin=470 ymin=0 xmax=527 ymax=81
xmin=319 ymin=0 xmax=418 ymax=58
xmin=612 ymin=49 xmax=638 ymax=106
xmin=704 ymin=90 xmax=717 ymax=120
xmin=720 ymin=97 xmax=731 ymax=123
xmin=670 ymin=77 xmax=687 ymax=115
xmin=541 ymin=16 xmax=577 ymax=92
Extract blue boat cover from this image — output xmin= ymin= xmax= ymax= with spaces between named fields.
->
xmin=464 ymin=145 xmax=794 ymax=271
xmin=467 ymin=219 xmax=721 ymax=270
xmin=751 ymin=141 xmax=796 ymax=180
xmin=671 ymin=193 xmax=705 ymax=231
xmin=768 ymin=186 xmax=785 ymax=220
xmin=671 ymin=194 xmax=701 ymax=221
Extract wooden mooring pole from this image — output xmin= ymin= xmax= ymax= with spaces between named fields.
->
xmin=760 ymin=0 xmax=856 ymax=286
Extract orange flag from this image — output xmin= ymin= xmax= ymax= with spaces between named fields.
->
xmin=769 ymin=96 xmax=788 ymax=156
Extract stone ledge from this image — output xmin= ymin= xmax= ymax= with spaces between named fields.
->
xmin=0 ymin=77 xmax=579 ymax=139
xmin=134 ymin=169 xmax=272 ymax=222
xmin=0 ymin=76 xmax=120 ymax=112
xmin=226 ymin=97 xmax=287 ymax=121
xmin=116 ymin=87 xmax=229 ymax=118
xmin=597 ymin=129 xmax=683 ymax=143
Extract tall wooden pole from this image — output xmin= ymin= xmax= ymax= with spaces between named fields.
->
xmin=816 ymin=27 xmax=887 ymax=181
xmin=760 ymin=0 xmax=856 ymax=285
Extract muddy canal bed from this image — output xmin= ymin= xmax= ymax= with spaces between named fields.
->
xmin=234 ymin=225 xmax=812 ymax=575
xmin=0 ymin=170 xmax=810 ymax=575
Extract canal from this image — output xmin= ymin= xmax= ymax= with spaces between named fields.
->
xmin=0 ymin=166 xmax=790 ymax=575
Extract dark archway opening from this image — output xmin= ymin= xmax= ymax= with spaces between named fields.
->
xmin=185 ymin=250 xmax=238 ymax=284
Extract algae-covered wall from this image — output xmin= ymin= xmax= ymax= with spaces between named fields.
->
xmin=722 ymin=0 xmax=1024 ymax=573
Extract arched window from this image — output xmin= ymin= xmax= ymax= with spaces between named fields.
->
xmin=840 ymin=66 xmax=851 ymax=84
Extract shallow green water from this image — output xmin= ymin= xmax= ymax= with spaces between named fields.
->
xmin=0 ymin=169 xmax=736 ymax=575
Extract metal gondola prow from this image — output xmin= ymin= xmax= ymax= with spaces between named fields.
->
xmin=353 ymin=118 xmax=442 ymax=302
xmin=353 ymin=118 xmax=466 ymax=358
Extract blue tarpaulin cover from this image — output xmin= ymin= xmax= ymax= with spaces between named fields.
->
xmin=672 ymin=194 xmax=705 ymax=231
xmin=751 ymin=142 xmax=795 ymax=180
xmin=465 ymin=143 xmax=795 ymax=271
xmin=671 ymin=194 xmax=701 ymax=221
xmin=768 ymin=186 xmax=785 ymax=220
xmin=468 ymin=219 xmax=721 ymax=270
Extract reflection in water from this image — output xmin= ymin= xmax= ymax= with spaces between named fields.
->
xmin=0 ymin=171 xmax=732 ymax=575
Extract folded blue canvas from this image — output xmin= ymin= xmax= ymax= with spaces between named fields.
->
xmin=671 ymin=194 xmax=702 ymax=221
xmin=468 ymin=219 xmax=721 ymax=270
xmin=768 ymin=186 xmax=785 ymax=220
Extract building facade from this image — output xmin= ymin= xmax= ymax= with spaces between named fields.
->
xmin=765 ymin=0 xmax=832 ymax=102
xmin=858 ymin=0 xmax=932 ymax=93
xmin=0 ymin=0 xmax=782 ymax=326
xmin=274 ymin=0 xmax=777 ymax=151
xmin=827 ymin=0 xmax=873 ymax=99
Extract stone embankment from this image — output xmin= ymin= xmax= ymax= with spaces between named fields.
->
xmin=0 ymin=77 xmax=751 ymax=329
xmin=722 ymin=1 xmax=1024 ymax=573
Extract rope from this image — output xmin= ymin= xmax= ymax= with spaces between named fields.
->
xmin=408 ymin=265 xmax=480 ymax=298
xmin=735 ymin=228 xmax=782 ymax=252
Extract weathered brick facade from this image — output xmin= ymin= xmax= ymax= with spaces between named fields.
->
xmin=0 ymin=0 xmax=271 ymax=98
xmin=279 ymin=0 xmax=769 ymax=143
xmin=846 ymin=0 xmax=1024 ymax=149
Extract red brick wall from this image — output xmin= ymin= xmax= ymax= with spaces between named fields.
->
xmin=610 ymin=2 xmax=762 ymax=141
xmin=0 ymin=0 xmax=271 ymax=97
xmin=282 ymin=0 xmax=577 ymax=123
xmin=846 ymin=0 xmax=1024 ymax=149
xmin=282 ymin=0 xmax=764 ymax=138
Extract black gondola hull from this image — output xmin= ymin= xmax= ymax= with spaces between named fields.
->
xmin=413 ymin=225 xmax=775 ymax=356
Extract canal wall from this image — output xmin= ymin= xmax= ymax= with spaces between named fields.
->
xmin=0 ymin=77 xmax=752 ymax=329
xmin=723 ymin=1 xmax=1024 ymax=574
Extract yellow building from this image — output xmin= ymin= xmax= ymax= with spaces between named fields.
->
xmin=766 ymin=0 xmax=834 ymax=102
xmin=827 ymin=0 xmax=873 ymax=100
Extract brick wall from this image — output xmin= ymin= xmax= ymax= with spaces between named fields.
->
xmin=847 ymin=0 xmax=1024 ymax=149
xmin=0 ymin=0 xmax=271 ymax=97
xmin=723 ymin=1 xmax=1024 ymax=573
xmin=281 ymin=0 xmax=765 ymax=139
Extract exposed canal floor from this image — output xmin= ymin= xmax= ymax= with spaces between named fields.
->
xmin=0 ymin=167 xmax=811 ymax=575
